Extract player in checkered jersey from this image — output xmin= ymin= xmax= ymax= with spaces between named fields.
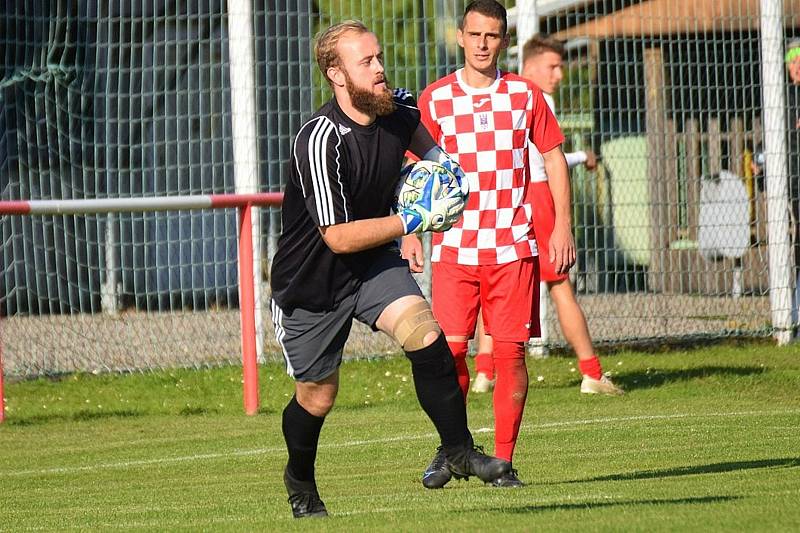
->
xmin=471 ymin=35 xmax=624 ymax=397
xmin=402 ymin=0 xmax=570 ymax=488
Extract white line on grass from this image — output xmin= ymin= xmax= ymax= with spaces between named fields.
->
xmin=5 ymin=408 xmax=799 ymax=478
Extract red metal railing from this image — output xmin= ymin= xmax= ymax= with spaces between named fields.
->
xmin=0 ymin=193 xmax=284 ymax=422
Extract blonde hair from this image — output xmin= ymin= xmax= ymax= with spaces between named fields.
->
xmin=314 ymin=20 xmax=370 ymax=85
xmin=521 ymin=34 xmax=566 ymax=64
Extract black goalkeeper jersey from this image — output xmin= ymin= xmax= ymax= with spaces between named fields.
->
xmin=270 ymin=89 xmax=421 ymax=311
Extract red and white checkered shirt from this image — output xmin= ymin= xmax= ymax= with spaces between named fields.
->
xmin=419 ymin=69 xmax=564 ymax=265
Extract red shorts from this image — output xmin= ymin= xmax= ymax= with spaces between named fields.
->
xmin=431 ymin=258 xmax=540 ymax=342
xmin=530 ymin=181 xmax=569 ymax=282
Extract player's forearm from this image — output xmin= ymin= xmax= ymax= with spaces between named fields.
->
xmin=407 ymin=122 xmax=440 ymax=160
xmin=319 ymin=216 xmax=405 ymax=254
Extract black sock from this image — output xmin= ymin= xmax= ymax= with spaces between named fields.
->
xmin=405 ymin=334 xmax=472 ymax=449
xmin=282 ymin=395 xmax=325 ymax=482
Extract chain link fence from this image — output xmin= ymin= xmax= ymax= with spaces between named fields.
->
xmin=1 ymin=1 xmax=796 ymax=376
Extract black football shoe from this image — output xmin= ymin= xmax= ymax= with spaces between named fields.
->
xmin=284 ymin=467 xmax=328 ymax=518
xmin=445 ymin=444 xmax=511 ymax=484
xmin=489 ymin=468 xmax=525 ymax=487
xmin=422 ymin=446 xmax=453 ymax=489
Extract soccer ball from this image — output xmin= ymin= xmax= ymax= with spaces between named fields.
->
xmin=395 ymin=159 xmax=457 ymax=211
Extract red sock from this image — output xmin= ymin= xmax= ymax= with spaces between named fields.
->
xmin=447 ymin=341 xmax=470 ymax=402
xmin=492 ymin=341 xmax=527 ymax=462
xmin=474 ymin=352 xmax=494 ymax=380
xmin=578 ymin=355 xmax=603 ymax=380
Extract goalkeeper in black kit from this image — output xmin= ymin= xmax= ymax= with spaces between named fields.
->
xmin=269 ymin=20 xmax=511 ymax=519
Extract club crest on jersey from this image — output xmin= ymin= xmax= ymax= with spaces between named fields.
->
xmin=479 ymin=113 xmax=489 ymax=130
xmin=338 ymin=124 xmax=352 ymax=135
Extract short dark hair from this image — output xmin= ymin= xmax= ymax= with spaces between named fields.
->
xmin=460 ymin=0 xmax=507 ymax=36
xmin=521 ymin=34 xmax=566 ymax=64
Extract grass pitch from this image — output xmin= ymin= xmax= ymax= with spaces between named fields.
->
xmin=1 ymin=341 xmax=799 ymax=531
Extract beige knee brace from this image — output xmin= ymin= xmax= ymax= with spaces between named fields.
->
xmin=393 ymin=300 xmax=441 ymax=351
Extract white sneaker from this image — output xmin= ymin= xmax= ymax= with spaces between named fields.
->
xmin=471 ymin=372 xmax=496 ymax=393
xmin=580 ymin=375 xmax=624 ymax=396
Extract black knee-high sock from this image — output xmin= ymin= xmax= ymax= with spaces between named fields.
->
xmin=282 ymin=395 xmax=325 ymax=482
xmin=405 ymin=334 xmax=472 ymax=449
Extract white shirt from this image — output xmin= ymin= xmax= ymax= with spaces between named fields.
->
xmin=529 ymin=93 xmax=586 ymax=183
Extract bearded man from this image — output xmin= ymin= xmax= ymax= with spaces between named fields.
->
xmin=269 ymin=20 xmax=510 ymax=519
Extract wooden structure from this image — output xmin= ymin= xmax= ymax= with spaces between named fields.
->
xmin=642 ymin=46 xmax=768 ymax=295
xmin=554 ymin=0 xmax=800 ymax=38
xmin=546 ymin=0 xmax=793 ymax=295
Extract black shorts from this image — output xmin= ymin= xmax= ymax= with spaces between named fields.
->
xmin=269 ymin=248 xmax=423 ymax=382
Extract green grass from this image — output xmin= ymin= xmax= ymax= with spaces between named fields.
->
xmin=2 ymin=341 xmax=799 ymax=531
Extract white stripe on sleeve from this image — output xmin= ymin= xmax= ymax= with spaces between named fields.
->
xmin=307 ymin=118 xmax=337 ymax=225
xmin=294 ymin=116 xmax=347 ymax=225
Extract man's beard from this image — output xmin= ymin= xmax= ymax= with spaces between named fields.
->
xmin=344 ymin=71 xmax=396 ymax=117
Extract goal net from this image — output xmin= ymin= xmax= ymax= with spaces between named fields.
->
xmin=513 ymin=0 xmax=797 ymax=346
xmin=1 ymin=3 xmax=279 ymax=377
xmin=1 ymin=1 xmax=797 ymax=382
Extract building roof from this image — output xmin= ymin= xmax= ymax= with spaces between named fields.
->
xmin=553 ymin=0 xmax=800 ymax=39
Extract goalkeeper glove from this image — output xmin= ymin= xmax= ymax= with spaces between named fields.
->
xmin=398 ymin=171 xmax=466 ymax=234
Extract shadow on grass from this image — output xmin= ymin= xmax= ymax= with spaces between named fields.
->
xmin=6 ymin=404 xmax=238 ymax=425
xmin=565 ymin=458 xmax=800 ymax=483
xmin=6 ymin=409 xmax=143 ymax=426
xmin=498 ymin=495 xmax=740 ymax=514
xmin=604 ymin=365 xmax=767 ymax=392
